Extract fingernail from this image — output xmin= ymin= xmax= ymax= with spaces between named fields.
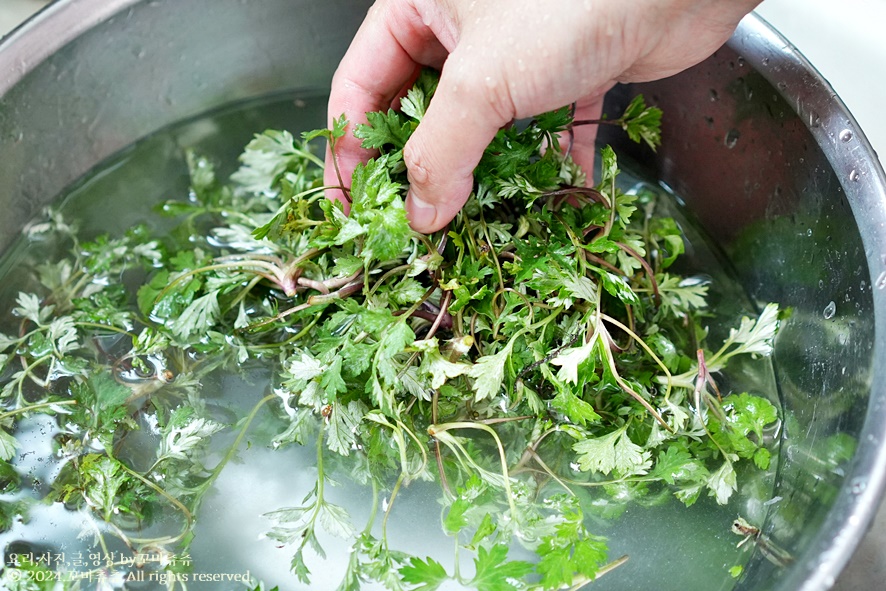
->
xmin=406 ymin=190 xmax=437 ymax=233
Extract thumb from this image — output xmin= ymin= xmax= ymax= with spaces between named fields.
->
xmin=404 ymin=66 xmax=512 ymax=233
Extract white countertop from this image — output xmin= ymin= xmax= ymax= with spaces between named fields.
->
xmin=2 ymin=1 xmax=884 ymax=590
xmin=758 ymin=0 xmax=885 ymax=168
xmin=0 ymin=0 xmax=47 ymax=37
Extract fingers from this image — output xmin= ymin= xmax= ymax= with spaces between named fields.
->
xmin=323 ymin=0 xmax=449 ymax=206
xmin=404 ymin=57 xmax=514 ymax=233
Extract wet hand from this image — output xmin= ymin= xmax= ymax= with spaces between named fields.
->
xmin=325 ymin=0 xmax=761 ymax=233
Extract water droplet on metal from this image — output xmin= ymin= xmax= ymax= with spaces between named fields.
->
xmin=849 ymin=169 xmax=859 ymax=182
xmin=849 ymin=477 xmax=867 ymax=494
xmin=709 ymin=89 xmax=719 ymax=102
xmin=823 ymin=301 xmax=836 ymax=319
xmin=724 ymin=129 xmax=740 ymax=149
xmin=839 ymin=129 xmax=853 ymax=142
xmin=762 ymin=57 xmax=770 ymax=66
xmin=876 ymin=270 xmax=886 ymax=289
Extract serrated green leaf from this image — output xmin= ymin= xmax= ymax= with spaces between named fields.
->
xmin=470 ymin=544 xmax=533 ymax=591
xmin=620 ymin=95 xmax=663 ymax=149
xmin=573 ymin=425 xmax=651 ymax=477
xmin=170 ymin=290 xmax=220 ymax=339
xmin=551 ymin=389 xmax=601 ymax=427
xmin=468 ymin=340 xmax=515 ymax=402
xmin=319 ymin=501 xmax=356 ymax=538
xmin=707 ymin=460 xmax=737 ymax=505
xmin=0 ymin=430 xmax=19 ymax=462
xmin=400 ymin=556 xmax=449 ymax=591
xmin=326 ymin=401 xmax=367 ymax=456
xmin=355 ymin=110 xmax=413 ymax=150
xmin=727 ymin=303 xmax=780 ymax=357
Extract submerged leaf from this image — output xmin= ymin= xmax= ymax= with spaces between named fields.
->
xmin=573 ymin=425 xmax=651 ymax=477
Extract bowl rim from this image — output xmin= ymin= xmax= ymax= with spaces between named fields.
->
xmin=0 ymin=0 xmax=133 ymax=95
xmin=3 ymin=3 xmax=886 ymax=590
xmin=732 ymin=13 xmax=886 ymax=591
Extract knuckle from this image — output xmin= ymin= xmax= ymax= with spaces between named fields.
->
xmin=445 ymin=62 xmax=516 ymax=126
xmin=403 ymin=141 xmax=432 ymax=187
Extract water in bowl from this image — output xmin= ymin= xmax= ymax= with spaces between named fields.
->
xmin=0 ymin=92 xmax=781 ymax=590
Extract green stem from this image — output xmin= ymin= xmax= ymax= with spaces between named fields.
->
xmin=158 ymin=260 xmax=284 ymax=302
xmin=595 ymin=320 xmax=671 ymax=431
xmin=0 ymin=399 xmax=76 ymax=421
xmin=367 ymin=263 xmax=412 ymax=298
xmin=295 ymin=426 xmax=328 ymax=557
xmin=226 ymin=274 xmax=265 ymax=312
xmin=382 ymin=472 xmax=405 ymax=544
xmin=479 ymin=214 xmax=505 ymax=296
xmin=74 ymin=322 xmax=137 ymax=338
xmin=363 ymin=478 xmax=380 ymax=536
xmin=204 ymin=394 xmax=275 ymax=486
xmin=602 ymin=167 xmax=618 ymax=239
xmin=12 ymin=354 xmax=52 ymax=404
xmin=601 ymin=313 xmax=672 ymax=401
xmin=430 ymin=421 xmax=517 ymax=518
xmin=531 ymin=554 xmax=630 ymax=591
xmin=118 ymin=462 xmax=195 ymax=547
xmin=396 ymin=419 xmax=429 ymax=480
xmin=248 ymin=314 xmax=322 ymax=349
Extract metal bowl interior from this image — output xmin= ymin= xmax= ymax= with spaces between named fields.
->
xmin=600 ymin=16 xmax=886 ymax=589
xmin=2 ymin=2 xmax=885 ymax=590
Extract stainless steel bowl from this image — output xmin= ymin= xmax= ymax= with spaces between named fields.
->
xmin=2 ymin=2 xmax=885 ymax=589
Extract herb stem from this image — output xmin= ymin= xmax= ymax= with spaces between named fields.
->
xmin=0 ymin=399 xmax=76 ymax=421
xmin=554 ymin=555 xmax=630 ymax=590
xmin=429 ymin=421 xmax=517 ymax=518
xmin=595 ymin=321 xmax=671 ymax=431
xmin=75 ymin=322 xmax=136 ymax=337
xmin=425 ymin=290 xmax=453 ymax=341
xmin=382 ymin=472 xmax=405 ymax=542
xmin=479 ymin=215 xmax=506 ymax=297
xmin=600 ymin=313 xmax=673 ymax=401
xmin=526 ymin=447 xmax=576 ymax=495
xmin=119 ymin=461 xmax=195 ymax=546
xmin=191 ymin=394 xmax=276 ymax=506
xmin=614 ymin=240 xmax=661 ymax=305
xmin=367 ymin=263 xmax=412 ymax=297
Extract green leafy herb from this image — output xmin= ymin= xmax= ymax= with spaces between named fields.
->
xmin=0 ymin=72 xmax=782 ymax=590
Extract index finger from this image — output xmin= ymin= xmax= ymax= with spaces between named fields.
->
xmin=324 ymin=0 xmax=450 ymax=206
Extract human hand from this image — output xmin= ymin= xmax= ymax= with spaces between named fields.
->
xmin=325 ymin=0 xmax=761 ymax=233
